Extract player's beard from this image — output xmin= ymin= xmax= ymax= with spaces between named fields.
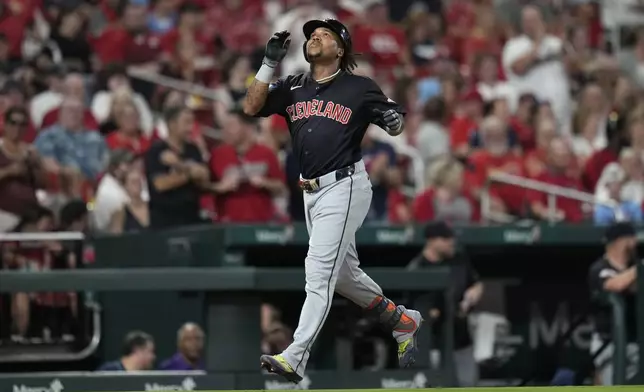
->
xmin=307 ymin=46 xmax=323 ymax=60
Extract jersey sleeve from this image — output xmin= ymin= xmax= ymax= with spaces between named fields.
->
xmin=588 ymin=261 xmax=614 ymax=299
xmin=463 ymin=256 xmax=481 ymax=288
xmin=362 ymin=77 xmax=406 ymax=123
xmin=254 ymin=76 xmax=294 ymax=118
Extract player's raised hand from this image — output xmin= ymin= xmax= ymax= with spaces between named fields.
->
xmin=263 ymin=31 xmax=291 ymax=68
xmin=372 ymin=108 xmax=403 ymax=136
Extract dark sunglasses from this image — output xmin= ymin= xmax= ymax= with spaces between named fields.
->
xmin=7 ymin=118 xmax=28 ymax=127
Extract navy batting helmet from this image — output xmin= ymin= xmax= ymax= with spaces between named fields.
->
xmin=302 ymin=19 xmax=353 ymax=66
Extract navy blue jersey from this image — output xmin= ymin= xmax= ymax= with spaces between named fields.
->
xmin=255 ymin=72 xmax=405 ymax=179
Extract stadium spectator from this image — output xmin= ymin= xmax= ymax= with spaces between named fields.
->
xmin=93 ymin=149 xmax=136 ymax=232
xmin=595 ymin=148 xmax=644 ymax=208
xmin=203 ymin=0 xmax=264 ymax=57
xmin=213 ymin=54 xmax=253 ymax=126
xmin=353 ymin=0 xmax=411 ymax=79
xmin=582 ymin=112 xmax=626 ymax=192
xmin=31 ymin=201 xmax=85 ymax=342
xmin=475 ymin=54 xmax=517 ymax=113
xmin=578 ymin=83 xmax=611 ymax=147
xmin=0 ymin=80 xmax=28 ymax=116
xmin=160 ymin=1 xmax=214 ymax=82
xmin=50 ymin=8 xmax=93 ymax=73
xmin=40 ymin=73 xmax=99 ymax=131
xmin=407 ymin=221 xmax=483 ymax=387
xmin=593 ymin=166 xmax=642 ymax=225
xmin=523 ymin=117 xmax=557 ymax=179
xmin=159 ymin=322 xmax=205 ymax=371
xmin=466 ymin=116 xmax=524 ymax=215
xmin=502 ymin=5 xmax=572 ymax=134
xmin=589 ymin=222 xmax=639 ymax=385
xmin=29 ymin=65 xmax=66 ymax=130
xmin=416 ymin=97 xmax=449 ymax=167
xmin=462 ymin=7 xmax=503 ymax=72
xmin=0 ymin=107 xmax=46 ymax=224
xmin=414 ymin=158 xmax=479 ymax=224
xmin=145 ymin=106 xmax=208 ymax=229
xmin=386 ymin=167 xmax=411 ymax=224
xmin=362 ymin=130 xmax=397 ymax=222
xmin=209 ymin=108 xmax=286 ymax=222
xmin=509 ymin=92 xmax=537 ymax=147
xmin=94 ymin=0 xmax=161 ymax=72
xmin=449 ymin=88 xmax=483 ymax=157
xmin=572 ymin=111 xmax=604 ymax=165
xmin=468 ymin=97 xmax=520 ymax=152
xmin=97 ymin=330 xmax=156 ymax=371
xmin=442 ymin=0 xmax=476 ymax=65
xmin=34 ymin=97 xmax=109 ymax=197
xmin=527 ymin=137 xmax=584 ymax=223
xmin=105 ymin=103 xmax=151 ymax=155
xmin=0 ymin=81 xmax=38 ymax=143
xmin=147 ymin=0 xmax=179 ymax=35
xmin=616 ymin=148 xmax=644 ymax=205
xmin=1 ymin=207 xmax=53 ymax=341
xmin=618 ymin=28 xmax=644 ymax=89
xmin=109 ymin=169 xmax=149 ymax=233
xmin=92 ymin=64 xmax=154 ymax=136
xmin=96 ymin=87 xmax=138 ymax=135
xmin=405 ymin=11 xmax=443 ymax=71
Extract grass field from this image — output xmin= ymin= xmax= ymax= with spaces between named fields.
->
xmin=109 ymin=388 xmax=643 ymax=392
xmin=214 ymin=388 xmax=636 ymax=392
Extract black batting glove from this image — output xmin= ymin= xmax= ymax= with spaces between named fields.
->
xmin=263 ymin=31 xmax=291 ymax=68
xmin=372 ymin=109 xmax=404 ymax=136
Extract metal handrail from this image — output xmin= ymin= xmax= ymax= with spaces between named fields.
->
xmin=0 ymin=231 xmax=100 ymax=362
xmin=482 ymin=171 xmax=619 ymax=224
xmin=127 ymin=69 xmax=220 ymax=101
xmin=0 ymin=301 xmax=102 ymax=363
xmin=0 ymin=232 xmax=85 ymax=242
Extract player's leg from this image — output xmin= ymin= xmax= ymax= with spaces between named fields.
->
xmin=335 ymin=241 xmax=424 ymax=368
xmin=261 ymin=173 xmax=372 ymax=381
xmin=333 ymin=175 xmax=424 ymax=368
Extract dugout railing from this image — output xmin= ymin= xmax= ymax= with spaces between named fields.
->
xmin=0 ymin=266 xmax=456 ymax=388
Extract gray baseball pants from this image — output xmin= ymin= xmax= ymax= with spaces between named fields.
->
xmin=281 ymin=162 xmax=385 ymax=377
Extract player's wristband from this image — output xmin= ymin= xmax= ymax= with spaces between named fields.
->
xmin=256 ymin=63 xmax=275 ymax=84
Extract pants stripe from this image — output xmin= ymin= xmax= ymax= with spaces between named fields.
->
xmin=294 ymin=176 xmax=353 ymax=373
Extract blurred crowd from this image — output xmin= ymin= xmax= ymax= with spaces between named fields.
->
xmin=0 ymin=0 xmax=642 ymax=365
xmin=0 ymin=0 xmax=643 ymax=235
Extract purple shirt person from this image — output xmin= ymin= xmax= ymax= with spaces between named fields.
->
xmin=159 ymin=322 xmax=205 ymax=371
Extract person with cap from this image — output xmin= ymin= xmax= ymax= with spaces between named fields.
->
xmin=244 ymin=15 xmax=420 ymax=384
xmin=93 ymin=148 xmax=136 ymax=232
xmin=407 ymin=221 xmax=483 ymax=387
xmin=207 ymin=107 xmax=286 ymax=223
xmin=588 ymin=222 xmax=639 ymax=385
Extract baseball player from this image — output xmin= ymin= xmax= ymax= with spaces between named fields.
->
xmin=243 ymin=19 xmax=423 ymax=383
